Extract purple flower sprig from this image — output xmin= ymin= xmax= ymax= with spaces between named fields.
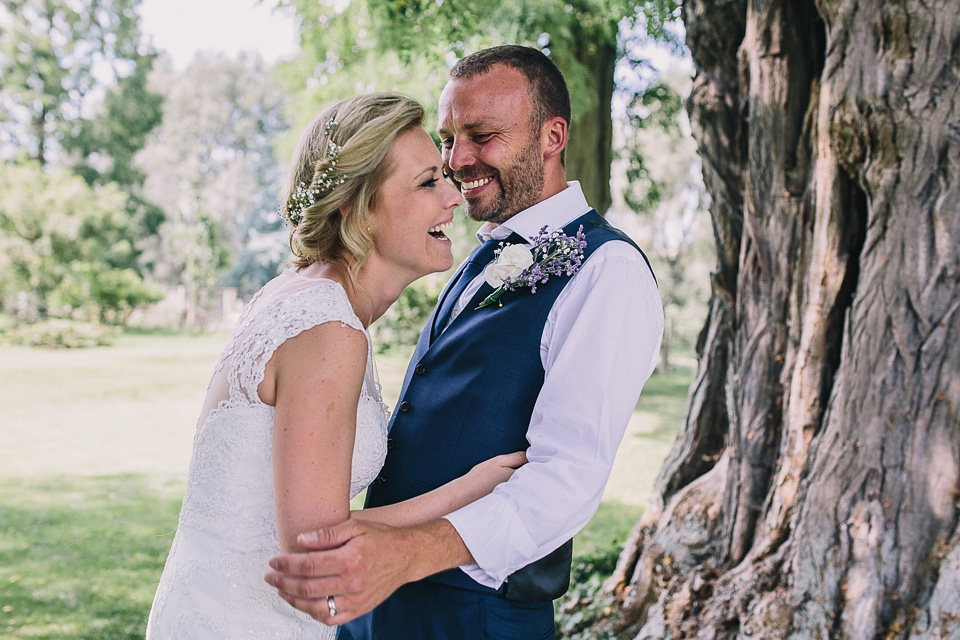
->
xmin=477 ymin=225 xmax=587 ymax=309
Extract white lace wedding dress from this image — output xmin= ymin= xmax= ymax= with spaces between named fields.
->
xmin=146 ymin=271 xmax=389 ymax=639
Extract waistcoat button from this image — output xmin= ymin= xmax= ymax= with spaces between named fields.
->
xmin=399 ymin=401 xmax=412 ymax=412
xmin=415 ymin=364 xmax=427 ymax=375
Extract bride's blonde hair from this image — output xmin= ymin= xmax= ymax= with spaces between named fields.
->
xmin=280 ymin=93 xmax=425 ymax=283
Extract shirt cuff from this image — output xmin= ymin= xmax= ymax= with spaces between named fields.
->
xmin=443 ymin=492 xmax=539 ymax=589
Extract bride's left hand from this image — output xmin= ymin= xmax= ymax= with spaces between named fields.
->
xmin=467 ymin=450 xmax=528 ymax=490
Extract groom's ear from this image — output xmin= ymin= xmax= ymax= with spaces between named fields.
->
xmin=541 ymin=116 xmax=568 ymax=161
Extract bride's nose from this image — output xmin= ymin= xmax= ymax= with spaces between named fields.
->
xmin=442 ymin=179 xmax=462 ymax=210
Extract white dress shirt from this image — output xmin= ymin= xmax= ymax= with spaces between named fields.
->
xmin=442 ymin=181 xmax=664 ymax=588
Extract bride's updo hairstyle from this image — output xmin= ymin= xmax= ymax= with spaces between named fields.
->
xmin=281 ymin=93 xmax=425 ymax=280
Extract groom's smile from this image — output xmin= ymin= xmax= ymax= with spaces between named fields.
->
xmin=459 ymin=176 xmax=492 ymax=191
xmin=438 ymin=64 xmax=547 ymax=224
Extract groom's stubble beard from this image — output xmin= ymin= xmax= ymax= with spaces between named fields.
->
xmin=461 ymin=132 xmax=545 ymax=225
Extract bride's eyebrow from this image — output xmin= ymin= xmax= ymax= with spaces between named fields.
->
xmin=414 ymin=166 xmax=440 ymax=180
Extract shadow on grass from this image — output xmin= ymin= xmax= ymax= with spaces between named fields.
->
xmin=0 ymin=475 xmax=182 ymax=639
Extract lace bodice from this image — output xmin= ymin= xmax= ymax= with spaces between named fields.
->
xmin=147 ymin=273 xmax=389 ymax=639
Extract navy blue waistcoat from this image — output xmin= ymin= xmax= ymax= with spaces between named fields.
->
xmin=364 ymin=210 xmax=649 ymax=600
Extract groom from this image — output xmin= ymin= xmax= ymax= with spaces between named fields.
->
xmin=266 ymin=44 xmax=663 ymax=639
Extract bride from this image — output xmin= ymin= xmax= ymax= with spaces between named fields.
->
xmin=146 ymin=93 xmax=525 ymax=638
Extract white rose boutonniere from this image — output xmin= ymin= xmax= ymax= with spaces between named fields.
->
xmin=476 ymin=225 xmax=587 ymax=309
xmin=483 ymin=244 xmax=534 ymax=288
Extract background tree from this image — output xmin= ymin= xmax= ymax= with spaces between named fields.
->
xmin=612 ymin=55 xmax=712 ymax=371
xmin=0 ymin=163 xmax=160 ymax=325
xmin=0 ymin=0 xmax=160 ymax=171
xmin=279 ymin=0 xmax=681 ymax=217
xmin=567 ymin=1 xmax=960 ymax=638
xmin=137 ymin=53 xmax=289 ymax=327
xmin=0 ymin=0 xmax=164 ymax=335
xmin=67 ymin=53 xmax=164 ymax=190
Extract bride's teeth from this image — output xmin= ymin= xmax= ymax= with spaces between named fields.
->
xmin=461 ymin=177 xmax=491 ymax=190
xmin=429 ymin=220 xmax=453 ymax=234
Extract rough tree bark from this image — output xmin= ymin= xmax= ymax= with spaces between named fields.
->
xmin=581 ymin=1 xmax=960 ymax=638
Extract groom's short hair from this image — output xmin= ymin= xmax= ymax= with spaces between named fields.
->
xmin=449 ymin=44 xmax=572 ymax=131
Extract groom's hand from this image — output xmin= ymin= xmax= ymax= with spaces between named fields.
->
xmin=264 ymin=519 xmax=407 ymax=624
xmin=264 ymin=518 xmax=468 ymax=624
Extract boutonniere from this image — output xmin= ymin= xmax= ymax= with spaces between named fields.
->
xmin=477 ymin=225 xmax=587 ymax=309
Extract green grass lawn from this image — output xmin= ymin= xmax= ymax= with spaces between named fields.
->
xmin=0 ymin=332 xmax=691 ymax=638
xmin=0 ymin=476 xmax=183 ymax=639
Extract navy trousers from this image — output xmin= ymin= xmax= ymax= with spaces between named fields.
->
xmin=337 ymin=579 xmax=555 ymax=640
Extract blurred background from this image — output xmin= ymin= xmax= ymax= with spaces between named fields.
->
xmin=0 ymin=0 xmax=713 ymax=636
xmin=0 ymin=0 xmax=711 ymax=355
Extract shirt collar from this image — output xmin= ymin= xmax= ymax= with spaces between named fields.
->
xmin=476 ymin=181 xmax=591 ymax=244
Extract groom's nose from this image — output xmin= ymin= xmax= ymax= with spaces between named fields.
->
xmin=443 ymin=137 xmax=476 ymax=172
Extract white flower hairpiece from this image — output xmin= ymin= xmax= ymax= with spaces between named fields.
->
xmin=280 ymin=119 xmax=348 ymax=226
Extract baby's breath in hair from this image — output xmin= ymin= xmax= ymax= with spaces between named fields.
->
xmin=284 ymin=93 xmax=425 ymax=279
xmin=279 ymin=119 xmax=347 ymax=226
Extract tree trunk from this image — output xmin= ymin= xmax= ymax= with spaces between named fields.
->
xmin=589 ymin=1 xmax=960 ymax=638
xmin=566 ymin=37 xmax=616 ymax=216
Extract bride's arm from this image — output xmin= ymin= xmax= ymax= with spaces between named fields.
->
xmin=349 ymin=451 xmax=526 ymax=528
xmin=263 ymin=321 xmax=368 ymax=553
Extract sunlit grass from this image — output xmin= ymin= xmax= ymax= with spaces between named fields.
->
xmin=0 ymin=475 xmax=183 ymax=639
xmin=0 ymin=333 xmax=691 ymax=638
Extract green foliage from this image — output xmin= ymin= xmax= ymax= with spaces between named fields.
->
xmin=361 ymin=0 xmax=681 ymax=58
xmin=370 ymin=278 xmax=443 ymax=353
xmin=88 ymin=267 xmax=164 ymax=324
xmin=138 ymin=53 xmax=290 ymax=309
xmin=0 ymin=0 xmax=164 ymax=293
xmin=622 ymin=80 xmax=687 ymax=216
xmin=555 ymin=543 xmax=622 ymax=639
xmin=0 ymin=476 xmax=182 ymax=639
xmin=271 ymin=1 xmax=450 ymax=163
xmin=2 ymin=319 xmax=119 ymax=348
xmin=283 ymin=0 xmax=679 ymax=126
xmin=613 ymin=62 xmax=714 ymax=358
xmin=0 ymin=0 xmax=159 ymax=171
xmin=0 ymin=163 xmax=161 ymax=325
xmin=67 ymin=53 xmax=165 ymax=189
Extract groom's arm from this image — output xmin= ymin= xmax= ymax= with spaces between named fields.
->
xmin=266 ymin=243 xmax=663 ymax=621
xmin=264 ymin=517 xmax=471 ymax=624
xmin=444 ymin=242 xmax=662 ymax=586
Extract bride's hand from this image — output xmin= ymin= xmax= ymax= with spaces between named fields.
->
xmin=469 ymin=451 xmax=528 ymax=489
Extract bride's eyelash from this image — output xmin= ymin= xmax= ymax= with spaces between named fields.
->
xmin=420 ymin=177 xmax=440 ymax=188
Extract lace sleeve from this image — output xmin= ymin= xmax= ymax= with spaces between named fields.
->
xmin=229 ymin=280 xmax=366 ymax=405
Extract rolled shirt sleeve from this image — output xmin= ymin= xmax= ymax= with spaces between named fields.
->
xmin=444 ymin=241 xmax=664 ymax=588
